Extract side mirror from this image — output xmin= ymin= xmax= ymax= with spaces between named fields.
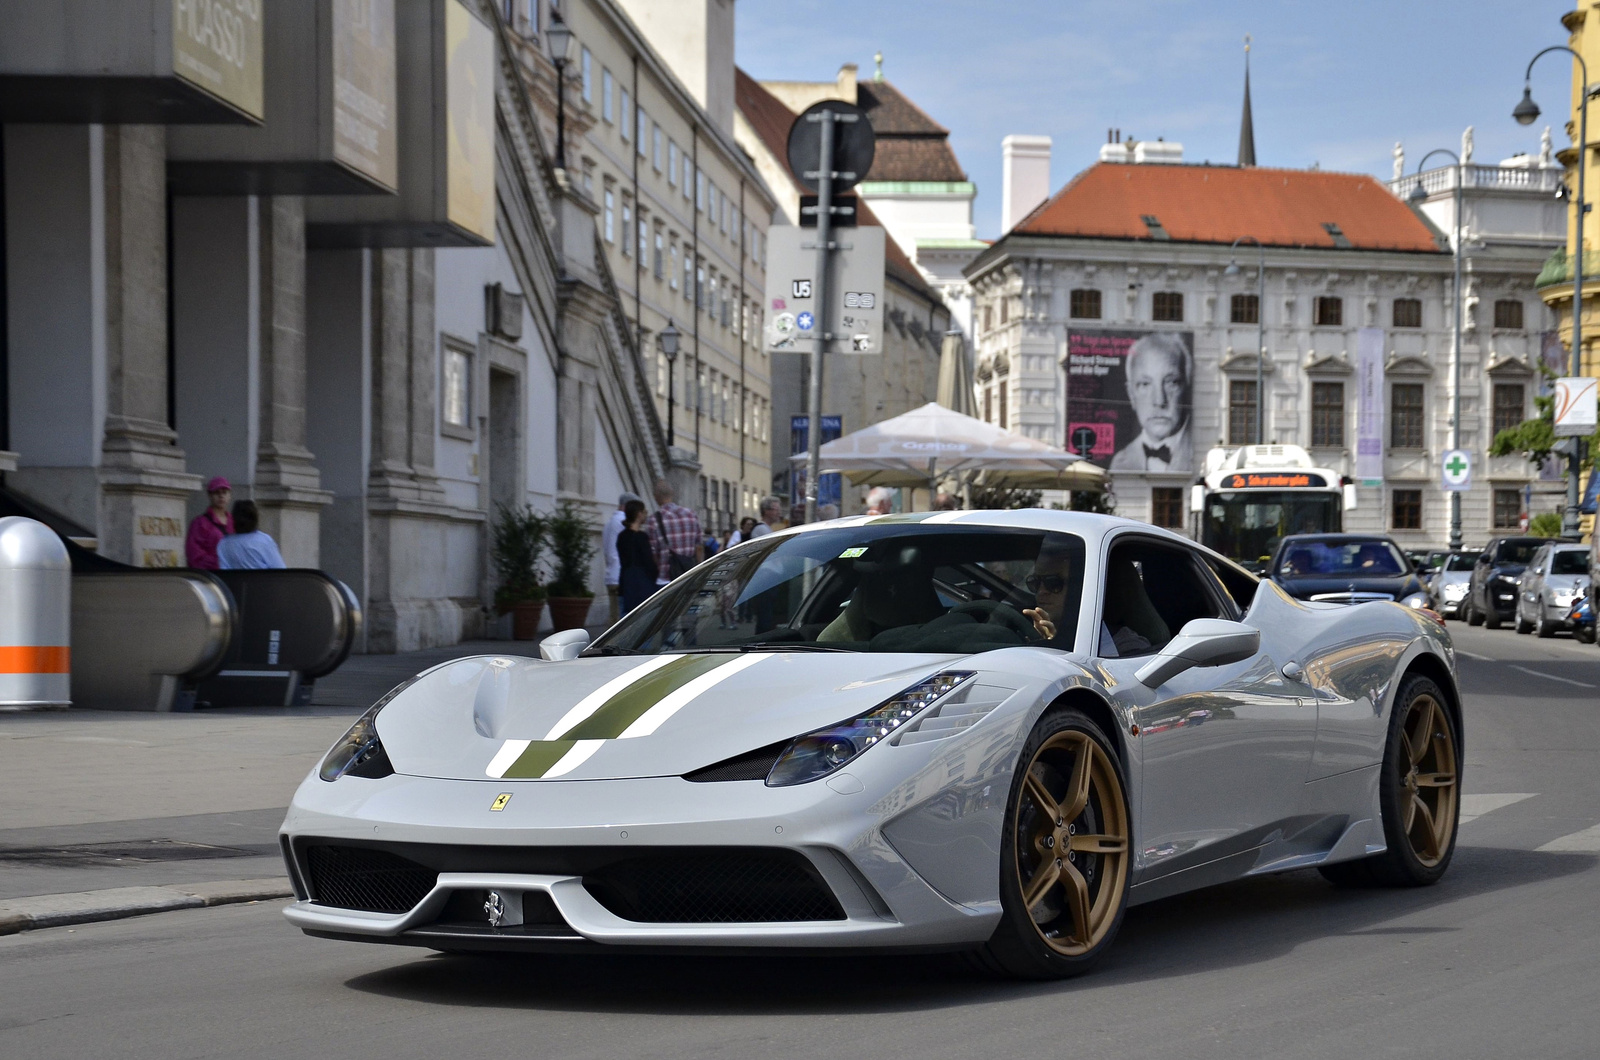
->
xmin=540 ymin=628 xmax=591 ymax=661
xmin=1136 ymin=619 xmax=1261 ymax=687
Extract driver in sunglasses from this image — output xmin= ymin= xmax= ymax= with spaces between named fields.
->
xmin=1022 ymin=547 xmax=1074 ymax=644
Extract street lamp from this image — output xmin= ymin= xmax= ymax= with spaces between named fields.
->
xmin=658 ymin=319 xmax=680 ymax=445
xmin=546 ymin=11 xmax=575 ymax=170
xmin=1517 ymin=47 xmax=1592 ymax=541
xmin=1225 ymin=236 xmax=1267 ymax=444
xmin=1408 ymin=150 xmax=1467 ymax=551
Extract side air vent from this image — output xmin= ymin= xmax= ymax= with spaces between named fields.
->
xmin=683 ymin=740 xmax=789 ymax=782
xmin=583 ymin=849 xmax=845 ymax=922
xmin=893 ymin=681 xmax=1016 ymax=746
xmin=303 ymin=844 xmax=437 ymax=914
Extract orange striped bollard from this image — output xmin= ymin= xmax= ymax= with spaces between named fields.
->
xmin=0 ymin=517 xmax=71 ymax=710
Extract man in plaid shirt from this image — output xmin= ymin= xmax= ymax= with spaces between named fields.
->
xmin=646 ymin=480 xmax=705 ymax=585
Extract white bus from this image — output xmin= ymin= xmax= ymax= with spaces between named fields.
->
xmin=1191 ymin=445 xmax=1356 ymax=571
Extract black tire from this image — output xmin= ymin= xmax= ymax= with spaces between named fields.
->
xmin=1483 ymin=604 xmax=1501 ymax=629
xmin=1466 ymin=597 xmax=1484 ymax=626
xmin=974 ymin=707 xmax=1131 ymax=979
xmin=1319 ymin=674 xmax=1460 ymax=888
xmin=1537 ymin=616 xmax=1556 ymax=638
xmin=1577 ymin=626 xmax=1596 ymax=645
xmin=1515 ymin=610 xmax=1532 ymax=635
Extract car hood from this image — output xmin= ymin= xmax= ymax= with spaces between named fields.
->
xmin=1540 ymin=574 xmax=1591 ymax=591
xmin=1433 ymin=572 xmax=1471 ymax=587
xmin=373 ymin=651 xmax=968 ymax=782
xmin=1272 ymin=573 xmax=1422 ymax=601
xmin=1489 ymin=564 xmax=1527 ymax=579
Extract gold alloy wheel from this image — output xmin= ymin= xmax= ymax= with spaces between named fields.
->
xmin=1013 ymin=730 xmax=1129 ymax=957
xmin=1398 ymin=693 xmax=1458 ymax=868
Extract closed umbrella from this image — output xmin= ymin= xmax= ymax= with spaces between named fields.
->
xmin=935 ymin=330 xmax=975 ymax=417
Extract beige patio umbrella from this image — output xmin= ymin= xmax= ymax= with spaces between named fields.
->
xmin=794 ymin=402 xmax=1107 ymax=491
xmin=935 ymin=330 xmax=975 ymax=417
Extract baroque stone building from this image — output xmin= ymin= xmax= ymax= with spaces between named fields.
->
xmin=966 ymin=142 xmax=1563 ymax=546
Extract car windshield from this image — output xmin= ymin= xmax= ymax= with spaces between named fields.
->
xmin=1442 ymin=553 xmax=1476 ymax=572
xmin=1552 ymin=549 xmax=1589 ymax=575
xmin=1277 ymin=539 xmax=1406 ymax=578
xmin=587 ymin=525 xmax=1087 ymax=655
xmin=1494 ymin=540 xmax=1541 ymax=565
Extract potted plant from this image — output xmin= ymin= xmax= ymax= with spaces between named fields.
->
xmin=544 ymin=501 xmax=598 ymax=632
xmin=491 ymin=503 xmax=547 ymax=640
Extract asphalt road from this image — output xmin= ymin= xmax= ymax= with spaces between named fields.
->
xmin=3 ymin=621 xmax=1598 ymax=1060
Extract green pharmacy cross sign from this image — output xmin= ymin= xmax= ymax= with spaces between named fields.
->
xmin=1441 ymin=449 xmax=1472 ymax=492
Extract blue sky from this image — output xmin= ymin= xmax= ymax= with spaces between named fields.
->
xmin=735 ymin=0 xmax=1578 ymax=240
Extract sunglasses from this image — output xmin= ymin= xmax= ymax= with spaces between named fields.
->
xmin=1024 ymin=574 xmax=1067 ymax=594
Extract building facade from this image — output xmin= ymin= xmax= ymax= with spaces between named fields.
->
xmin=1 ymin=0 xmax=691 ymax=652
xmin=967 ymin=142 xmax=1564 ymax=546
xmin=551 ymin=0 xmax=778 ymax=538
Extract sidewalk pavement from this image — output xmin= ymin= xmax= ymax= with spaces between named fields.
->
xmin=0 ymin=631 xmax=598 ymax=934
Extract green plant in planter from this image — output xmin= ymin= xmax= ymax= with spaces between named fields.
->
xmin=491 ymin=503 xmax=547 ymax=611
xmin=545 ymin=501 xmax=598 ymax=598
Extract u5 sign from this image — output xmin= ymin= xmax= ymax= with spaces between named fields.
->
xmin=762 ymin=226 xmax=885 ymax=355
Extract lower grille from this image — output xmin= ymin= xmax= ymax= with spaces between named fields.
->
xmin=303 ymin=844 xmax=437 ymax=914
xmin=583 ymin=850 xmax=845 ymax=923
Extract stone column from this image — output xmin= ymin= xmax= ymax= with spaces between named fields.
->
xmin=97 ymin=125 xmax=199 ymax=567
xmin=407 ymin=248 xmax=443 ymax=499
xmin=251 ymin=196 xmax=331 ymax=565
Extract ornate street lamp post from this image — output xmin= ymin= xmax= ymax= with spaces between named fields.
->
xmin=546 ymin=12 xmax=575 ymax=170
xmin=1225 ymin=236 xmax=1267 ymax=444
xmin=1408 ymin=150 xmax=1466 ymax=551
xmin=1516 ymin=47 xmax=1593 ymax=540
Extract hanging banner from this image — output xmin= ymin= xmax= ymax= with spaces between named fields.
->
xmin=790 ymin=415 xmax=842 ymax=509
xmin=1064 ymin=329 xmax=1195 ymax=474
xmin=1553 ymin=376 xmax=1598 ymax=437
xmin=1538 ymin=331 xmax=1566 ymax=480
xmin=1354 ymin=327 xmax=1386 ymax=485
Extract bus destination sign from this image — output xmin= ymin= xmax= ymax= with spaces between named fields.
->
xmin=1221 ymin=472 xmax=1328 ymax=489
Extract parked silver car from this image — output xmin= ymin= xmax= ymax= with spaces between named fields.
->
xmin=1429 ymin=551 xmax=1476 ymax=620
xmin=1515 ymin=542 xmax=1592 ymax=638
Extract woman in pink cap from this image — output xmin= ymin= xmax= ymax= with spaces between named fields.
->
xmin=185 ymin=476 xmax=234 ymax=570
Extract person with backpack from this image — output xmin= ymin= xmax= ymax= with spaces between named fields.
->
xmin=646 ymin=479 xmax=704 ymax=587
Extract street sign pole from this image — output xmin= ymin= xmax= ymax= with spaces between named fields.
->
xmin=803 ymin=107 xmax=835 ymax=525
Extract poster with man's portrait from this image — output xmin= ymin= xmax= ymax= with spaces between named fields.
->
xmin=1066 ymin=329 xmax=1195 ymax=474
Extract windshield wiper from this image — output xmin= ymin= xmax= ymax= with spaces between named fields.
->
xmin=738 ymin=643 xmax=852 ymax=653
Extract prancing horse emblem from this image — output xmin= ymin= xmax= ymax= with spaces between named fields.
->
xmin=490 ymin=792 xmax=512 ymax=811
xmin=484 ymin=890 xmax=508 ymax=928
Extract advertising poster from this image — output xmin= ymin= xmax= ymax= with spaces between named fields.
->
xmin=333 ymin=0 xmax=398 ymax=190
xmin=1064 ymin=329 xmax=1194 ymax=474
xmin=790 ymin=415 xmax=842 ymax=510
xmin=1355 ymin=326 xmax=1386 ymax=485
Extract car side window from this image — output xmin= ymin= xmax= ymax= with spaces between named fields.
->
xmin=1100 ymin=539 xmax=1224 ymax=658
xmin=1205 ymin=555 xmax=1259 ymax=616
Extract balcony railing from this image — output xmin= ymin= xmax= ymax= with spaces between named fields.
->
xmin=1387 ymin=163 xmax=1564 ymax=201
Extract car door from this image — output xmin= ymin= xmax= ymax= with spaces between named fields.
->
xmin=1091 ymin=534 xmax=1315 ymax=881
xmin=1470 ymin=546 xmax=1493 ymax=614
xmin=1520 ymin=545 xmax=1549 ymax=622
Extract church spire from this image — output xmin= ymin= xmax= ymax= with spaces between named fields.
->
xmin=1238 ymin=35 xmax=1257 ymax=167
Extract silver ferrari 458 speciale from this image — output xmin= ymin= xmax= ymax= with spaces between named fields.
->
xmin=280 ymin=510 xmax=1462 ymax=978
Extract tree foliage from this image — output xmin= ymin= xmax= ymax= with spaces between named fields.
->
xmin=1489 ymin=365 xmax=1599 ymax=471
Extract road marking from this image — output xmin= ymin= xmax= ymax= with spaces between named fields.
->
xmin=1460 ymin=793 xmax=1536 ymax=823
xmin=1508 ymin=664 xmax=1597 ymax=689
xmin=1537 ymin=824 xmax=1600 ymax=852
xmin=1454 ymin=649 xmax=1493 ymax=662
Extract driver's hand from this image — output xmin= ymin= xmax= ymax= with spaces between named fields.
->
xmin=1023 ymin=607 xmax=1055 ymax=640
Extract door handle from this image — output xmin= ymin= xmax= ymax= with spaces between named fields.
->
xmin=1281 ymin=661 xmax=1304 ymax=683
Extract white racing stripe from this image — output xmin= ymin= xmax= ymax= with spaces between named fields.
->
xmin=1537 ymin=824 xmax=1600 ymax=853
xmin=542 ymin=739 xmax=607 ymax=778
xmin=485 ymin=739 xmax=530 ymax=778
xmin=619 ymin=653 xmax=770 ymax=738
xmin=1460 ymin=793 xmax=1536 ymax=823
xmin=541 ymin=654 xmax=679 ymax=741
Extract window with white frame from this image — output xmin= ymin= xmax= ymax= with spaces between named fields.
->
xmin=619 ymin=89 xmax=630 ymax=140
xmin=601 ymin=68 xmax=613 ymax=122
xmin=638 ymin=217 xmax=647 ymax=262
xmin=654 ymin=230 xmax=664 ymax=279
xmin=603 ymin=188 xmax=615 ymax=242
xmin=636 ymin=108 xmax=647 ymax=157
xmin=620 ymin=201 xmax=631 ymax=255
xmin=669 ymin=241 xmax=679 ymax=289
xmin=683 ymin=155 xmax=692 ymax=199
xmin=580 ymin=47 xmax=592 ymax=102
xmin=668 ymin=140 xmax=679 ymax=185
xmin=696 ymin=169 xmax=704 ymax=210
xmin=653 ymin=124 xmax=662 ymax=171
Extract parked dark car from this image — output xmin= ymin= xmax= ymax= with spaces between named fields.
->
xmin=1269 ymin=534 xmax=1433 ymax=609
xmin=1465 ymin=536 xmax=1546 ymax=629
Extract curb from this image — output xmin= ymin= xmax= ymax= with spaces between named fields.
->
xmin=0 ymin=878 xmax=293 ymax=936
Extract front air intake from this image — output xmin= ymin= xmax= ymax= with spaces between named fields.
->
xmin=303 ymin=844 xmax=437 ymax=914
xmin=583 ymin=850 xmax=845 ymax=923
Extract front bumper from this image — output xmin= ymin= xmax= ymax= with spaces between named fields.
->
xmin=279 ymin=770 xmax=1004 ymax=952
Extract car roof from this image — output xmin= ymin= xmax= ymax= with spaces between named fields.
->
xmin=1276 ymin=533 xmax=1402 ymax=546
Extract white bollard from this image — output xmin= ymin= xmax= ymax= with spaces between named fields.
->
xmin=0 ymin=516 xmax=71 ymax=710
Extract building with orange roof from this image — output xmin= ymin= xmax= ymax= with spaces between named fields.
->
xmin=966 ymin=134 xmax=1564 ymax=545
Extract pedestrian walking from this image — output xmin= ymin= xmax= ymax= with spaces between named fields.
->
xmin=216 ymin=500 xmax=286 ymax=569
xmin=726 ymin=516 xmax=757 ymax=549
xmin=645 ymin=479 xmax=704 ymax=585
xmin=602 ymin=491 xmax=641 ymax=625
xmin=749 ymin=496 xmax=783 ymax=538
xmin=865 ymin=486 xmax=894 ymax=516
xmin=617 ymin=499 xmax=656 ymax=615
xmin=185 ymin=476 xmax=234 ymax=570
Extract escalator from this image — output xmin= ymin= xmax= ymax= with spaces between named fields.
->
xmin=0 ymin=485 xmax=360 ymax=710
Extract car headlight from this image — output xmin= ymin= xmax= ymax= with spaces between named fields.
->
xmin=1442 ymin=583 xmax=1468 ymax=600
xmin=318 ymin=676 xmax=419 ymax=782
xmin=1400 ymin=591 xmax=1430 ymax=609
xmin=765 ymin=671 xmax=974 ymax=787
